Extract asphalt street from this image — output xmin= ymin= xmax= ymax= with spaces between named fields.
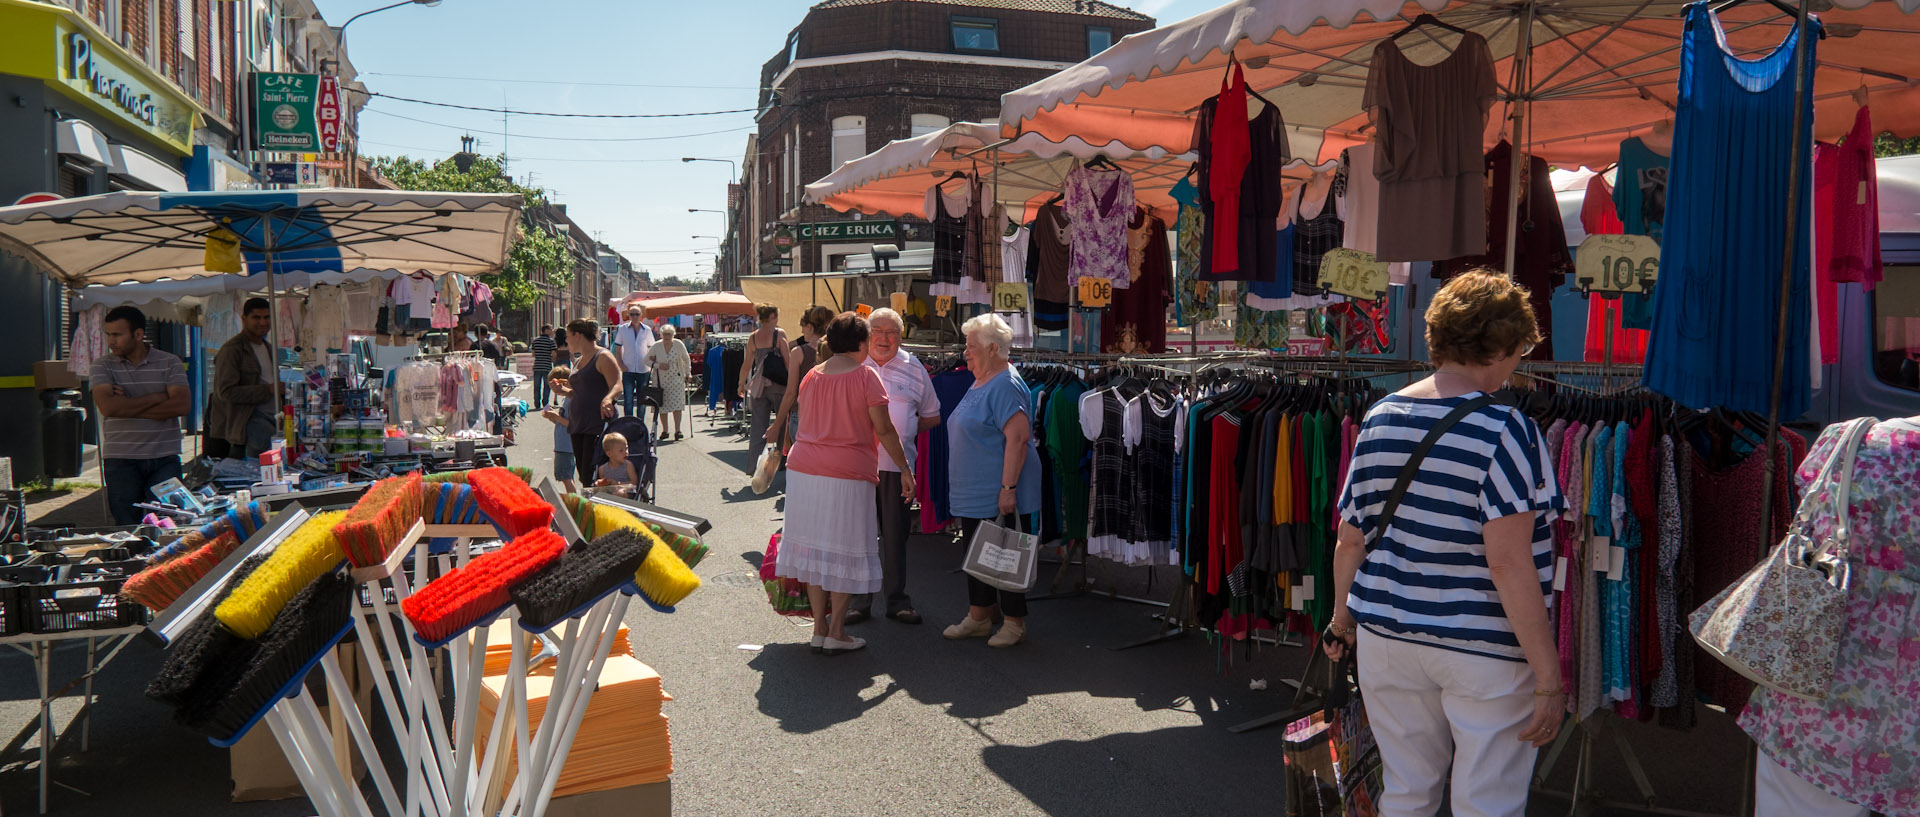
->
xmin=0 ymin=383 xmax=1756 ymax=817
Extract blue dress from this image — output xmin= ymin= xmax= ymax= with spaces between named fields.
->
xmin=1642 ymin=2 xmax=1817 ymax=418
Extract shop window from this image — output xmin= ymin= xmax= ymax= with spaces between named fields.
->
xmin=952 ymin=16 xmax=999 ymax=53
xmin=910 ymin=114 xmax=948 ymax=138
xmin=1088 ymin=26 xmax=1114 ymax=55
xmin=57 ymin=160 xmax=92 ymax=198
xmin=1872 ymin=265 xmax=1920 ymax=393
xmin=831 ymin=115 xmax=866 ymax=171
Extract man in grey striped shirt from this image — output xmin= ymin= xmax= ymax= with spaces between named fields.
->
xmin=90 ymin=306 xmax=189 ymax=526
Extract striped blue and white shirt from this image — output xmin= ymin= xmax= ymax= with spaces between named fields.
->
xmin=1336 ymin=392 xmax=1562 ymax=660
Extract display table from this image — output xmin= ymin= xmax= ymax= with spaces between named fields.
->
xmin=0 ymin=626 xmax=146 ymax=815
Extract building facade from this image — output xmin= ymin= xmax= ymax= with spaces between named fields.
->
xmin=743 ymin=0 xmax=1152 ymax=277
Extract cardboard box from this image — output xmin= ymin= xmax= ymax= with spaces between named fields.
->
xmin=229 ymin=643 xmax=375 ymax=802
xmin=33 ymin=361 xmax=81 ymax=391
xmin=543 ymin=780 xmax=670 ymax=817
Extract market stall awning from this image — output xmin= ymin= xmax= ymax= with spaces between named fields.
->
xmin=640 ymin=292 xmax=755 ymax=319
xmin=805 ymin=121 xmax=1198 ymax=222
xmin=0 ymin=188 xmax=523 ymax=287
xmin=999 ymin=0 xmax=1920 ymax=168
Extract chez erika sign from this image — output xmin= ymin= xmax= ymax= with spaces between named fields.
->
xmin=795 ymin=221 xmax=897 ymax=241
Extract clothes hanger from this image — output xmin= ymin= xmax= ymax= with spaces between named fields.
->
xmin=1083 ymin=154 xmax=1119 ymax=171
xmin=1388 ymin=13 xmax=1468 ymax=44
xmin=1710 ymin=0 xmax=1800 ymax=21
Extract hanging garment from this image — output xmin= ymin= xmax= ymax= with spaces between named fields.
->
xmin=1029 ymin=201 xmax=1072 ymax=305
xmin=1813 ymin=106 xmax=1884 ymax=365
xmin=1194 ymin=77 xmax=1290 ymax=281
xmin=1334 ymin=145 xmax=1412 ymax=285
xmin=1063 ymin=165 xmax=1136 ymax=287
xmin=1582 ymin=175 xmax=1651 ymax=364
xmin=928 ymin=180 xmax=968 ymax=290
xmin=1000 ymin=218 xmax=1030 ymax=285
xmin=1082 ymin=388 xmax=1135 ymax=561
xmin=1103 ymin=211 xmax=1172 ymax=354
xmin=1365 ymin=31 xmax=1498 ymax=262
xmin=69 ymin=305 xmax=107 ymax=377
xmin=1434 ymin=142 xmax=1571 ymax=359
xmin=1687 ymin=432 xmax=1804 ymax=716
xmin=1644 ymin=4 xmax=1817 ymax=418
xmin=1203 ymin=62 xmax=1251 ymax=273
xmin=304 ymin=285 xmax=348 ymax=354
xmin=1169 ymin=176 xmax=1217 ymax=325
xmin=1246 ymin=186 xmax=1298 ymax=307
xmin=1293 ymin=170 xmax=1344 ymax=297
xmin=1614 ymin=136 xmax=1671 ymax=330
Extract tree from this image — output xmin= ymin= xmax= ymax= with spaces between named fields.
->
xmin=370 ymin=153 xmax=571 ymax=310
xmin=1878 ymin=132 xmax=1920 ymax=158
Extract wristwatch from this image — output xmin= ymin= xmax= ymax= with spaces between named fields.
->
xmin=1002 ymin=484 xmax=1018 ymax=491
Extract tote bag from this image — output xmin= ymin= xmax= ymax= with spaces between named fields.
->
xmin=961 ymin=514 xmax=1037 ymax=593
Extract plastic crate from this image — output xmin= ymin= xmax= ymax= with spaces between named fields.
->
xmin=0 ymin=566 xmax=51 ymax=637
xmin=22 ymin=563 xmax=147 ymax=633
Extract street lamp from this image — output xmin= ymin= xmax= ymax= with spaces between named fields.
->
xmin=687 ymin=209 xmax=724 ymax=214
xmin=680 ymin=157 xmax=737 ymax=183
xmin=691 ymin=235 xmax=719 ymax=241
xmin=338 ymin=0 xmax=441 ymax=34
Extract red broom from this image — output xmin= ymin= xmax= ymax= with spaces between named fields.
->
xmin=466 ymin=467 xmax=554 ymax=537
xmin=332 ymin=474 xmax=425 ymax=567
xmin=401 ymin=528 xmax=566 ymax=645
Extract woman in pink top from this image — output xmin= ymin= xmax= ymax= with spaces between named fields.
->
xmin=774 ymin=312 xmax=915 ymax=654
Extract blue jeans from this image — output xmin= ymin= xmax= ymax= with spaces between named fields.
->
xmin=104 ymin=456 xmax=184 ymax=526
xmin=622 ymin=371 xmax=651 ymax=417
xmin=533 ymin=368 xmax=551 ymax=408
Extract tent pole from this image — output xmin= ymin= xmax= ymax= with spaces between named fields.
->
xmin=1503 ymin=1 xmax=1537 ymax=281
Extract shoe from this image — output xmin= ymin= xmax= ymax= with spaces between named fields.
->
xmin=943 ymin=616 xmax=992 ymax=640
xmin=988 ymin=620 xmax=1027 ymax=648
xmin=810 ymin=634 xmax=826 ymax=654
xmin=844 ymin=610 xmax=870 ymax=626
xmin=888 ymin=609 xmax=923 ymax=625
xmin=675 ymin=432 xmax=684 ymax=440
xmin=821 ymin=635 xmax=866 ymax=654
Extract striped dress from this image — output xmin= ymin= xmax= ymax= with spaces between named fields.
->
xmin=1336 ymin=392 xmax=1563 ymax=660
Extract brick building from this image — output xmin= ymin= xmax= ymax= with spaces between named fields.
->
xmin=739 ymin=0 xmax=1154 ymax=277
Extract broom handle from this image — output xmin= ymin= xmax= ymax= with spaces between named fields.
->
xmin=529 ymin=594 xmax=631 ymax=817
xmin=263 ymin=704 xmax=347 ymax=817
xmin=352 ymin=605 xmax=423 ymax=817
xmin=290 ymin=687 xmax=376 ymax=817
xmin=447 ymin=624 xmax=491 ymax=817
xmin=506 ymin=615 xmax=579 ymax=816
xmin=473 ymin=625 xmax=527 ymax=816
xmin=525 ymin=597 xmax=614 ymax=806
xmin=394 ymin=549 xmax=457 ymax=816
xmin=321 ymin=651 xmax=402 ymax=817
xmin=368 ymin=584 xmax=449 ymax=817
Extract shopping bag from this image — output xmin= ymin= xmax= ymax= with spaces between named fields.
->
xmin=961 ymin=514 xmax=1037 ymax=592
xmin=759 ymin=531 xmax=812 ymax=617
xmin=1282 ymin=651 xmax=1382 ymax=817
xmin=750 ymin=446 xmax=781 ymax=495
xmin=1689 ymin=417 xmax=1872 ymax=700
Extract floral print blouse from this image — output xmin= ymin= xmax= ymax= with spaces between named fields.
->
xmin=1739 ymin=419 xmax=1920 ymax=817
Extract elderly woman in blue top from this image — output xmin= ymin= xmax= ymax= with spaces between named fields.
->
xmin=1323 ymin=270 xmax=1564 ymax=817
xmin=941 ymin=313 xmax=1042 ymax=648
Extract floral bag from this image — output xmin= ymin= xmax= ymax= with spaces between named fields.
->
xmin=760 ymin=531 xmax=812 ymax=617
xmin=1688 ymin=417 xmax=1874 ymax=700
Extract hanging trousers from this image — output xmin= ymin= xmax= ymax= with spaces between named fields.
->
xmin=853 ymin=471 xmax=913 ymax=617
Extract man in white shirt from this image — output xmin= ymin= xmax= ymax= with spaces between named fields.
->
xmin=851 ymin=307 xmax=941 ymax=625
xmin=613 ymin=306 xmax=657 ymax=418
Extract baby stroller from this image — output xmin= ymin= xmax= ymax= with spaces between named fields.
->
xmin=591 ymin=415 xmax=659 ymax=502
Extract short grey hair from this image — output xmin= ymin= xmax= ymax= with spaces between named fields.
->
xmin=658 ymin=324 xmax=676 ymax=338
xmin=961 ymin=313 xmax=1013 ymax=359
xmin=867 ymin=307 xmax=904 ymax=332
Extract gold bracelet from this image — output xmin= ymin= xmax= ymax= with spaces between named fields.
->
xmin=1534 ymin=687 xmax=1565 ymax=697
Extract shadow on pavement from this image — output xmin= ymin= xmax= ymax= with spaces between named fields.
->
xmin=982 ymin=725 xmax=1287 ymax=817
xmin=747 ymin=643 xmax=903 ymax=734
xmin=707 ymin=448 xmax=758 ymax=475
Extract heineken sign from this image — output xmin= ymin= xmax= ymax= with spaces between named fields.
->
xmin=796 ymin=221 xmax=898 ymax=241
xmin=252 ymin=72 xmax=321 ymax=151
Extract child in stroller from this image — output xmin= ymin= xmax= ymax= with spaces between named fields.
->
xmin=590 ymin=416 xmax=657 ymax=501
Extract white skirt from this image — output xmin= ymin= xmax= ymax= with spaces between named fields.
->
xmin=775 ymin=471 xmax=880 ymax=594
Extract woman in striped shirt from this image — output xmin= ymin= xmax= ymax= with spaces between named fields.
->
xmin=1324 ymin=270 xmax=1564 ymax=817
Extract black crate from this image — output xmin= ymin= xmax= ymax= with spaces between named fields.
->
xmin=0 ymin=566 xmax=51 ymax=637
xmin=22 ymin=563 xmax=147 ymax=633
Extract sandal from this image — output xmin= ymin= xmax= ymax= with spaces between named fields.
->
xmin=888 ymin=609 xmax=923 ymax=625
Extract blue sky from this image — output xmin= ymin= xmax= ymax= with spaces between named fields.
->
xmin=315 ymin=0 xmax=1220 ymax=285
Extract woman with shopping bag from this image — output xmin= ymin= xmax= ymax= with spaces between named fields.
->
xmin=942 ymin=313 xmax=1043 ymax=648
xmin=1323 ymin=270 xmax=1565 ymax=817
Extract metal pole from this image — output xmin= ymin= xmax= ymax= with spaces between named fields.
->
xmin=1503 ymin=2 xmax=1538 ymax=278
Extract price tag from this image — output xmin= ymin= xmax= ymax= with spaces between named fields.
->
xmin=1076 ymin=277 xmax=1113 ymax=308
xmin=935 ymin=295 xmax=953 ymax=316
xmin=1574 ymin=234 xmax=1660 ymax=295
xmin=992 ymin=282 xmax=1029 ymax=313
xmin=856 ymin=304 xmax=873 ymax=317
xmin=890 ymin=292 xmax=908 ymax=312
xmin=1317 ymin=248 xmax=1391 ymax=300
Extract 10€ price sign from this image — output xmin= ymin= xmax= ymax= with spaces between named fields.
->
xmin=1077 ymin=277 xmax=1113 ymax=308
xmin=993 ymin=282 xmax=1030 ymax=313
xmin=935 ymin=295 xmax=953 ymax=316
xmin=1317 ymin=248 xmax=1391 ymax=300
xmin=1574 ymin=234 xmax=1660 ymax=295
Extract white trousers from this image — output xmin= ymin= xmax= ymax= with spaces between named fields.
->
xmin=1356 ymin=628 xmax=1540 ymax=817
xmin=1755 ymin=752 xmax=1869 ymax=817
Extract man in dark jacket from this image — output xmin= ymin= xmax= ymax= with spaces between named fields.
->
xmin=207 ymin=298 xmax=277 ymax=458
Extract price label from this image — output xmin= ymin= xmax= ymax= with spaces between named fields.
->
xmin=1077 ymin=277 xmax=1113 ymax=308
xmin=992 ymin=282 xmax=1029 ymax=313
xmin=935 ymin=295 xmax=953 ymax=316
xmin=856 ymin=304 xmax=873 ymax=317
xmin=1285 ymin=337 xmax=1330 ymax=357
xmin=1574 ymin=234 xmax=1660 ymax=294
xmin=1317 ymin=248 xmax=1391 ymax=300
xmin=890 ymin=292 xmax=908 ymax=312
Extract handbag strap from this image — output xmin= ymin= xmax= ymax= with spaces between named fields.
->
xmin=1803 ymin=417 xmax=1876 ymax=560
xmin=1367 ymin=394 xmax=1500 ymax=548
